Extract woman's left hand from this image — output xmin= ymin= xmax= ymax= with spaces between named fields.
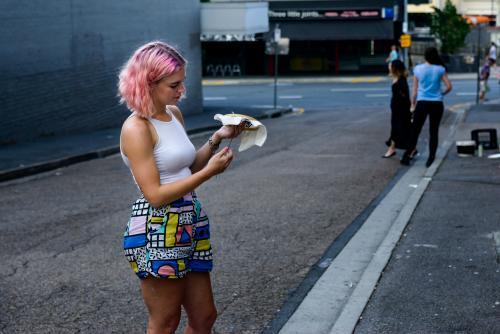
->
xmin=215 ymin=123 xmax=246 ymax=140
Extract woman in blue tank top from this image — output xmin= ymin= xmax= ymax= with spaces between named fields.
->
xmin=401 ymin=47 xmax=452 ymax=167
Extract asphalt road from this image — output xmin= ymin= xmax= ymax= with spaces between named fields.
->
xmin=0 ymin=103 xmax=403 ymax=333
xmin=203 ymin=78 xmax=500 ymax=110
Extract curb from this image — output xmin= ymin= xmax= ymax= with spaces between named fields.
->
xmin=0 ymin=108 xmax=292 ymax=183
xmin=267 ymin=103 xmax=469 ymax=334
xmin=202 ymin=77 xmax=388 ymax=86
xmin=330 ymin=105 xmax=468 ymax=334
xmin=261 ymin=166 xmax=409 ymax=334
xmin=201 ymin=73 xmax=476 ymax=86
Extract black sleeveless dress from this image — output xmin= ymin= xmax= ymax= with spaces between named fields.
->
xmin=387 ymin=77 xmax=411 ymax=149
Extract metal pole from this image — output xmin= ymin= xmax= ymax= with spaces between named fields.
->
xmin=476 ymin=25 xmax=482 ymax=104
xmin=274 ymin=41 xmax=278 ymax=110
xmin=403 ymin=0 xmax=409 ymax=69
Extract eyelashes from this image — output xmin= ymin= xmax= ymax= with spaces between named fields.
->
xmin=169 ymin=81 xmax=185 ymax=89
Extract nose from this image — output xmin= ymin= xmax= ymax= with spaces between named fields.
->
xmin=178 ymin=82 xmax=186 ymax=94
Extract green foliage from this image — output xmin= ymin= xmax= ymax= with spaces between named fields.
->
xmin=430 ymin=0 xmax=470 ymax=54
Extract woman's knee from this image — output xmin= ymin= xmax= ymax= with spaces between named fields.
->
xmin=187 ymin=307 xmax=217 ymax=331
xmin=147 ymin=313 xmax=181 ymax=334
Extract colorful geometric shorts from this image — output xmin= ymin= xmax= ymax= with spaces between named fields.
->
xmin=123 ymin=192 xmax=213 ymax=279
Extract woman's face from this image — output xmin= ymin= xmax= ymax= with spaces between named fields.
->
xmin=151 ymin=67 xmax=186 ymax=106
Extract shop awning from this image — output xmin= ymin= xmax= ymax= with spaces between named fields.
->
xmin=201 ymin=2 xmax=269 ymax=35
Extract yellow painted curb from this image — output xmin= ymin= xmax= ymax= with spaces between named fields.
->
xmin=202 ymin=80 xmax=230 ymax=86
xmin=350 ymin=77 xmax=385 ymax=83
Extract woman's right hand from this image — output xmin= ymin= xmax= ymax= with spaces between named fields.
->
xmin=205 ymin=147 xmax=233 ymax=177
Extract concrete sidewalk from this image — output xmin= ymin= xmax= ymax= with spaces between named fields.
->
xmin=270 ymin=101 xmax=500 ymax=334
xmin=0 ymin=106 xmax=291 ymax=182
xmin=355 ymin=103 xmax=500 ymax=333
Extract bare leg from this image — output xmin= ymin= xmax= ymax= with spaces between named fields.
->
xmin=383 ymin=140 xmax=396 ymax=157
xmin=183 ymin=272 xmax=217 ymax=334
xmin=140 ymin=276 xmax=186 ymax=334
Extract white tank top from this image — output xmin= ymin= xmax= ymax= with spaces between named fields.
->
xmin=121 ymin=108 xmax=196 ymax=185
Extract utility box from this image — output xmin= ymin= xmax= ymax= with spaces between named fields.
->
xmin=471 ymin=129 xmax=498 ymax=150
xmin=201 ymin=2 xmax=269 ymax=35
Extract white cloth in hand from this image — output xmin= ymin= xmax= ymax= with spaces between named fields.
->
xmin=213 ymin=113 xmax=267 ymax=152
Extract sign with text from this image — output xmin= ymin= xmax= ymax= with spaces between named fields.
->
xmin=265 ymin=38 xmax=290 ymax=55
xmin=269 ymin=9 xmax=384 ymax=21
xmin=400 ymin=34 xmax=411 ymax=48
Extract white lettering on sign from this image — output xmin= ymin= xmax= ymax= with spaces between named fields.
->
xmin=301 ymin=11 xmax=321 ymax=19
xmin=269 ymin=10 xmax=286 ymax=18
xmin=325 ymin=11 xmax=339 ymax=17
xmin=341 ymin=11 xmax=359 ymax=18
xmin=269 ymin=9 xmax=381 ymax=20
xmin=361 ymin=11 xmax=378 ymax=17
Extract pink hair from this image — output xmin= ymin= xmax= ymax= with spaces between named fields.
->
xmin=118 ymin=41 xmax=187 ymax=118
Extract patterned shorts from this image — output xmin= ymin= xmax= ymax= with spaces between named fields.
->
xmin=123 ymin=192 xmax=213 ymax=279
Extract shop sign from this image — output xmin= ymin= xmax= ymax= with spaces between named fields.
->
xmin=269 ymin=9 xmax=383 ymax=20
xmin=265 ymin=38 xmax=290 ymax=55
xmin=400 ymin=34 xmax=411 ymax=48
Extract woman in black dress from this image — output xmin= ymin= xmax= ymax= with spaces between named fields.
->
xmin=383 ymin=60 xmax=413 ymax=158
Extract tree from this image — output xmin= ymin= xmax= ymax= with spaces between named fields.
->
xmin=430 ymin=0 xmax=470 ymax=54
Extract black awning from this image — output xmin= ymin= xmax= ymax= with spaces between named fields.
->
xmin=270 ymin=1 xmax=397 ymax=10
xmin=272 ymin=20 xmax=394 ymax=41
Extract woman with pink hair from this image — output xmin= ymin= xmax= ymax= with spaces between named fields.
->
xmin=118 ymin=41 xmax=245 ymax=334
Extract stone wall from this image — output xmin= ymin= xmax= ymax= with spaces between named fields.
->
xmin=0 ymin=1 xmax=202 ymax=144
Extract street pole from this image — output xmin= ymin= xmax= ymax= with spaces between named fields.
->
xmin=403 ymin=0 xmax=409 ymax=69
xmin=476 ymin=24 xmax=482 ymax=104
xmin=273 ymin=24 xmax=280 ymax=110
xmin=274 ymin=41 xmax=278 ymax=110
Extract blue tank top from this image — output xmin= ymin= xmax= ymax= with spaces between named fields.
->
xmin=414 ymin=63 xmax=446 ymax=102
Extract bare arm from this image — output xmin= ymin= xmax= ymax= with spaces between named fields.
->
xmin=411 ymin=75 xmax=418 ymax=108
xmin=121 ymin=117 xmax=233 ymax=208
xmin=441 ymin=73 xmax=452 ymax=95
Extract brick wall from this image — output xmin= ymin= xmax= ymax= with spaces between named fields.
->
xmin=0 ymin=1 xmax=202 ymax=144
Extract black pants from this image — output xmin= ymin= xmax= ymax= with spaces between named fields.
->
xmin=406 ymin=101 xmax=444 ymax=158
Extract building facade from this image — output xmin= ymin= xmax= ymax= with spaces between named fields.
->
xmin=0 ymin=1 xmax=202 ymax=144
xmin=202 ymin=0 xmax=406 ymax=76
xmin=409 ymin=0 xmax=499 ymax=70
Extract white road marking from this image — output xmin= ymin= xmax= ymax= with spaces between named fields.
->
xmin=203 ymin=97 xmax=227 ymax=101
xmin=269 ymin=83 xmax=295 ymax=86
xmin=456 ymin=92 xmax=476 ymax=96
xmin=366 ymin=93 xmax=390 ymax=98
xmin=279 ymin=95 xmax=303 ymax=99
xmin=250 ymin=105 xmax=276 ymax=108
